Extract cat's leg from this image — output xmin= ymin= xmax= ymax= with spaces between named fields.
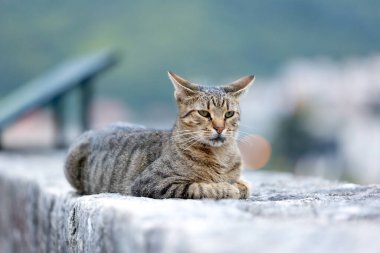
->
xmin=233 ymin=179 xmax=251 ymax=199
xmin=131 ymin=166 xmax=242 ymax=199
xmin=131 ymin=173 xmax=189 ymax=199
xmin=131 ymin=175 xmax=240 ymax=199
xmin=149 ymin=181 xmax=242 ymax=199
xmin=187 ymin=182 xmax=240 ymax=199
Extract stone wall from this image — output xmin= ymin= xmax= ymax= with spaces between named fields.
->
xmin=0 ymin=151 xmax=380 ymax=253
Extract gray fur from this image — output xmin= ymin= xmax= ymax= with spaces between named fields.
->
xmin=64 ymin=73 xmax=255 ymax=199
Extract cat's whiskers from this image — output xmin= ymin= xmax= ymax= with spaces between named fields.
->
xmin=171 ymin=132 xmax=195 ymax=138
xmin=239 ymin=129 xmax=253 ymax=135
xmin=236 ymin=135 xmax=258 ymax=147
xmin=171 ymin=129 xmax=210 ymax=143
xmin=181 ymin=136 xmax=201 ymax=152
xmin=178 ymin=137 xmax=198 ymax=146
xmin=235 ymin=129 xmax=253 ymax=139
xmin=178 ymin=139 xmax=200 ymax=152
xmin=172 ymin=135 xmax=200 ymax=145
xmin=223 ymin=129 xmax=253 ymax=143
xmin=172 ymin=129 xmax=199 ymax=134
xmin=176 ymin=135 xmax=200 ymax=146
xmin=238 ymin=138 xmax=253 ymax=146
xmin=171 ymin=130 xmax=198 ymax=139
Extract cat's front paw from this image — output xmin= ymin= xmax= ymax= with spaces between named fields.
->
xmin=188 ymin=182 xmax=240 ymax=199
xmin=234 ymin=180 xmax=251 ymax=199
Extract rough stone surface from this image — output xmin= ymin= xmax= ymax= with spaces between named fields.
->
xmin=0 ymin=151 xmax=380 ymax=253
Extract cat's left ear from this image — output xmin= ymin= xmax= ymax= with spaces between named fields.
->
xmin=223 ymin=75 xmax=255 ymax=97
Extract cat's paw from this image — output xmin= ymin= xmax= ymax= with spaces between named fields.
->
xmin=219 ymin=182 xmax=241 ymax=199
xmin=188 ymin=182 xmax=240 ymax=199
xmin=234 ymin=180 xmax=251 ymax=199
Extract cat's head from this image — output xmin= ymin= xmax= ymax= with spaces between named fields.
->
xmin=169 ymin=71 xmax=255 ymax=147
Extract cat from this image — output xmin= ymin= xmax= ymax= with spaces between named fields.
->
xmin=64 ymin=72 xmax=255 ymax=199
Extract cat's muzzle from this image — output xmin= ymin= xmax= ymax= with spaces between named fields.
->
xmin=209 ymin=134 xmax=226 ymax=146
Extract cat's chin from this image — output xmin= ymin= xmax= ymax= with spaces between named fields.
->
xmin=203 ymin=136 xmax=227 ymax=147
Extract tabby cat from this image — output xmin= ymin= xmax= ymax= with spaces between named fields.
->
xmin=64 ymin=72 xmax=255 ymax=199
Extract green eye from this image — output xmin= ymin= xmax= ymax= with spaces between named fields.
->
xmin=198 ymin=110 xmax=210 ymax=117
xmin=225 ymin=111 xmax=235 ymax=118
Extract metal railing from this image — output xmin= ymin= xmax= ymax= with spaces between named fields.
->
xmin=0 ymin=50 xmax=118 ymax=149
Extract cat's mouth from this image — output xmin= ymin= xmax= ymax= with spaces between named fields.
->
xmin=208 ymin=135 xmax=226 ymax=146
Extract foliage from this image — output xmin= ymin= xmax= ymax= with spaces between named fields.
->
xmin=1 ymin=0 xmax=380 ymax=116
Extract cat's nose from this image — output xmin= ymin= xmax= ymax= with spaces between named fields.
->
xmin=213 ymin=126 xmax=224 ymax=134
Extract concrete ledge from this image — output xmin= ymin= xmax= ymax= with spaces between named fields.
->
xmin=1 ymin=151 xmax=380 ymax=253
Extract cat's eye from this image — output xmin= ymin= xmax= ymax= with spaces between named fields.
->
xmin=198 ymin=110 xmax=210 ymax=118
xmin=225 ymin=111 xmax=235 ymax=118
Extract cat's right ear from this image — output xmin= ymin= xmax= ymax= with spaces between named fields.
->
xmin=168 ymin=71 xmax=199 ymax=101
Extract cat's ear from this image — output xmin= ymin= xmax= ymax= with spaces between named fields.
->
xmin=223 ymin=75 xmax=255 ymax=97
xmin=168 ymin=71 xmax=199 ymax=100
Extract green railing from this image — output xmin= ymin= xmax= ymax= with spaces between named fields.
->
xmin=0 ymin=50 xmax=118 ymax=149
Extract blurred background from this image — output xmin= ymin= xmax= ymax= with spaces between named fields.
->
xmin=1 ymin=0 xmax=379 ymax=184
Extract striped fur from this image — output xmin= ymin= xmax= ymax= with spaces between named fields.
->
xmin=64 ymin=72 xmax=255 ymax=199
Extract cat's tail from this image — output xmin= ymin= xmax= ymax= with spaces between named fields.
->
xmin=64 ymin=130 xmax=93 ymax=193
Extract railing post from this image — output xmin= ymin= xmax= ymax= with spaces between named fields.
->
xmin=52 ymin=95 xmax=66 ymax=149
xmin=79 ymin=78 xmax=94 ymax=132
xmin=0 ymin=51 xmax=116 ymax=150
xmin=0 ymin=129 xmax=2 ymax=150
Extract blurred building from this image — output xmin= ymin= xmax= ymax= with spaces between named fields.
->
xmin=242 ymin=54 xmax=380 ymax=184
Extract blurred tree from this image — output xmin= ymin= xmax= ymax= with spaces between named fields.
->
xmin=1 ymin=0 xmax=380 ymax=120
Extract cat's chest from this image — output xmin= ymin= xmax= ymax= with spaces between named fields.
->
xmin=212 ymin=148 xmax=239 ymax=166
xmin=174 ymin=146 xmax=241 ymax=180
xmin=201 ymin=151 xmax=241 ymax=178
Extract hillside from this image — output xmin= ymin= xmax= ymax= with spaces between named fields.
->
xmin=1 ymin=0 xmax=380 ymax=115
